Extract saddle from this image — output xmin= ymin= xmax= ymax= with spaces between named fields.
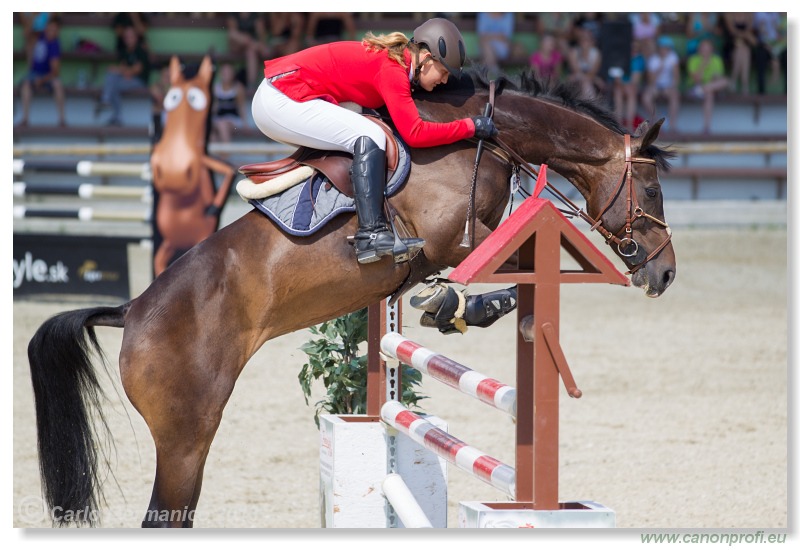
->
xmin=238 ymin=116 xmax=400 ymax=199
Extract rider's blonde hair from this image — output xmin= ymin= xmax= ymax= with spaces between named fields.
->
xmin=362 ymin=31 xmax=421 ymax=67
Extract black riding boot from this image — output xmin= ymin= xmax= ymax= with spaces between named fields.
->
xmin=351 ymin=136 xmax=423 ymax=264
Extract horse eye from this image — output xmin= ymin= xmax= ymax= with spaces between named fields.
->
xmin=645 ymin=188 xmax=658 ymax=199
xmin=186 ymin=87 xmax=208 ymax=111
xmin=163 ymin=87 xmax=183 ymax=112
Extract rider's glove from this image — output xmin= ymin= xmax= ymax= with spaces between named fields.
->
xmin=471 ymin=116 xmax=498 ymax=140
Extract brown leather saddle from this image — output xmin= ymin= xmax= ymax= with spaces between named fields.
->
xmin=238 ymin=116 xmax=400 ymax=198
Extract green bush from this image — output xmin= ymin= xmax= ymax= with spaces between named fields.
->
xmin=298 ymin=308 xmax=426 ymax=427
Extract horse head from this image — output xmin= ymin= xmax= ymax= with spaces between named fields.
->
xmin=460 ymin=72 xmax=677 ymax=297
xmin=150 ymin=55 xmax=214 ymax=194
xmin=586 ymin=118 xmax=676 ymax=297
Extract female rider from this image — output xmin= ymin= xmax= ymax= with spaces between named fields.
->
xmin=251 ymin=18 xmax=498 ymax=264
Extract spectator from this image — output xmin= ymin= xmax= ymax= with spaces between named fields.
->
xmin=112 ymin=12 xmax=149 ymax=54
xmin=685 ymin=13 xmax=719 ymax=56
xmin=95 ymin=26 xmax=151 ymax=126
xmin=16 ymin=16 xmax=65 ymax=127
xmin=305 ymin=13 xmax=357 ymax=46
xmin=572 ymin=12 xmax=603 ymax=44
xmin=686 ymin=38 xmax=729 ymax=134
xmin=612 ymin=38 xmax=647 ymax=131
xmin=567 ymin=28 xmax=604 ymax=99
xmin=529 ymin=33 xmax=563 ymax=82
xmin=629 ymin=12 xmax=661 ymax=49
xmin=476 ymin=13 xmax=515 ymax=76
xmin=18 ymin=12 xmax=50 ymax=61
xmin=268 ymin=13 xmax=305 ymax=57
xmin=641 ymin=35 xmax=681 ymax=133
xmin=227 ymin=13 xmax=270 ymax=88
xmin=536 ymin=13 xmax=573 ymax=61
xmin=211 ymin=63 xmax=248 ymax=159
xmin=753 ymin=12 xmax=785 ymax=94
xmin=721 ymin=13 xmax=757 ymax=95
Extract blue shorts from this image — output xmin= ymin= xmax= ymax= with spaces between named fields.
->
xmin=23 ymin=71 xmax=56 ymax=90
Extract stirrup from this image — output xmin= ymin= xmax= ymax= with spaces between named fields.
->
xmin=355 ymin=230 xmax=396 ymax=264
xmin=354 ymin=232 xmax=425 ymax=265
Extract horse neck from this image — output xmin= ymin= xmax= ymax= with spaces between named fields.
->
xmin=499 ymin=94 xmax=621 ymax=199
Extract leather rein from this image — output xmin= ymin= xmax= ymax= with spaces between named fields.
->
xmin=474 ymin=82 xmax=672 ymax=275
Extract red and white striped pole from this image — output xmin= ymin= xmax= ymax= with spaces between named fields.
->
xmin=381 ymin=332 xmax=517 ymax=418
xmin=381 ymin=400 xmax=516 ymax=498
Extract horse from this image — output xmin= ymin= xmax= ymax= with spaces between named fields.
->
xmin=150 ymin=55 xmax=236 ymax=276
xmin=27 ymin=70 xmax=676 ymax=527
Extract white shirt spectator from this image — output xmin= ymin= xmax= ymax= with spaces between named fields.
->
xmin=648 ymin=49 xmax=679 ymax=89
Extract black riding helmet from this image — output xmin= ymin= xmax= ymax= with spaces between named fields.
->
xmin=410 ymin=18 xmax=467 ymax=78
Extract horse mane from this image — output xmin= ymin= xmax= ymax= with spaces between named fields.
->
xmin=439 ymin=66 xmax=674 ymax=170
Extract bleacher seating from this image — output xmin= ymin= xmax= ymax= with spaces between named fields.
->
xmin=12 ymin=12 xmax=787 ymax=201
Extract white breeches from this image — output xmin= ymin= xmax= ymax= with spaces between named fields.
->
xmin=251 ymin=79 xmax=386 ymax=153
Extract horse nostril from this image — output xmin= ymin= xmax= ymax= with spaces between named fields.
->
xmin=663 ymin=269 xmax=676 ymax=289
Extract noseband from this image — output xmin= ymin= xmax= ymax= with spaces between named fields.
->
xmin=492 ymin=133 xmax=672 ymax=275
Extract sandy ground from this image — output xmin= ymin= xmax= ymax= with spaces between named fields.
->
xmin=12 ymin=227 xmax=788 ymax=530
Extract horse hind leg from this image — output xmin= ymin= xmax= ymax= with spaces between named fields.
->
xmin=141 ymin=430 xmax=215 ymax=527
xmin=121 ymin=347 xmax=235 ymax=527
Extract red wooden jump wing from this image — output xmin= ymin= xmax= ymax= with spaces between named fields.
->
xmin=449 ymin=169 xmax=629 ymax=287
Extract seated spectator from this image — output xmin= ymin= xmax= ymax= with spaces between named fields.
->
xmin=305 ymin=13 xmax=356 ymax=46
xmin=211 ymin=63 xmax=248 ymax=159
xmin=18 ymin=12 xmax=50 ymax=61
xmin=95 ymin=26 xmax=151 ymax=126
xmin=721 ymin=13 xmax=757 ymax=95
xmin=641 ymin=35 xmax=681 ymax=133
xmin=567 ymin=28 xmax=604 ymax=99
xmin=686 ymin=39 xmax=729 ymax=134
xmin=536 ymin=13 xmax=573 ymax=61
xmin=612 ymin=38 xmax=647 ymax=131
xmin=629 ymin=12 xmax=661 ymax=49
xmin=753 ymin=12 xmax=785 ymax=94
xmin=477 ymin=13 xmax=515 ymax=76
xmin=16 ymin=16 xmax=65 ymax=127
xmin=529 ymin=33 xmax=563 ymax=83
xmin=112 ymin=12 xmax=149 ymax=54
xmin=268 ymin=13 xmax=305 ymax=57
xmin=571 ymin=12 xmax=603 ymax=44
xmin=685 ymin=12 xmax=719 ymax=57
xmin=227 ymin=13 xmax=270 ymax=88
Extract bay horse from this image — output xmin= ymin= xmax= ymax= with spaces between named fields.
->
xmin=150 ymin=55 xmax=236 ymax=276
xmin=28 ymin=71 xmax=676 ymax=527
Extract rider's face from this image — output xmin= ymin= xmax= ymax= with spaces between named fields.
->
xmin=417 ymin=55 xmax=449 ymax=92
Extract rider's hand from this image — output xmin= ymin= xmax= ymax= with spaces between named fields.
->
xmin=471 ymin=116 xmax=498 ymax=140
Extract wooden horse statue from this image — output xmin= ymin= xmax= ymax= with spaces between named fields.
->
xmin=150 ymin=55 xmax=236 ymax=276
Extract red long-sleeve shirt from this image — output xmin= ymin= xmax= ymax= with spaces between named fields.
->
xmin=263 ymin=41 xmax=476 ymax=148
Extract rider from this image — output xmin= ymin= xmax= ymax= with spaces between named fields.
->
xmin=252 ymin=18 xmax=498 ymax=264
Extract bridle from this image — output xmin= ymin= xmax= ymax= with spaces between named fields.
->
xmin=492 ymin=133 xmax=672 ymax=275
xmin=466 ymin=80 xmax=672 ymax=275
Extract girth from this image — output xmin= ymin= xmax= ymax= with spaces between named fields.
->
xmin=239 ymin=116 xmax=399 ymax=198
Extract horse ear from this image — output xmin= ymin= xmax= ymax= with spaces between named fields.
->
xmin=169 ymin=56 xmax=182 ymax=85
xmin=198 ymin=55 xmax=214 ymax=84
xmin=638 ymin=118 xmax=665 ymax=150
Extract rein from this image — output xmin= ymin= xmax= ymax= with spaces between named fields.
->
xmin=490 ymin=132 xmax=672 ymax=275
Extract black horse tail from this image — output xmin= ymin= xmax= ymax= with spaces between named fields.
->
xmin=27 ymin=304 xmax=127 ymax=526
